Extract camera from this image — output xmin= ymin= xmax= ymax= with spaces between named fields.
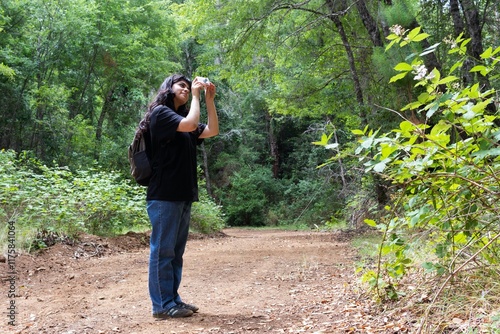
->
xmin=200 ymin=77 xmax=210 ymax=84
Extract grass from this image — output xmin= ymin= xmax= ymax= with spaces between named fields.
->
xmin=350 ymin=230 xmax=382 ymax=259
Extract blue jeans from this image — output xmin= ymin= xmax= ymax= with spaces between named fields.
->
xmin=147 ymin=200 xmax=192 ymax=314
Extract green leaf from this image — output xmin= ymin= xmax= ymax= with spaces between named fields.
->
xmin=389 ymin=72 xmax=408 ymax=83
xmin=449 ymin=60 xmax=463 ymax=74
xmin=461 ymin=38 xmax=471 ymax=48
xmin=420 ymin=43 xmax=440 ymax=56
xmin=360 ymin=136 xmax=374 ymax=149
xmin=453 ymin=232 xmax=467 ymax=244
xmin=364 ymin=219 xmax=377 ymax=227
xmin=437 ymin=76 xmax=458 ymax=85
xmin=312 ymin=133 xmax=332 ymax=146
xmin=470 ymin=65 xmax=487 ymax=73
xmin=435 ymin=243 xmax=448 ymax=259
xmin=406 ymin=27 xmax=421 ymax=40
xmin=394 ymin=63 xmax=413 ymax=71
xmin=417 ymin=92 xmax=432 ymax=104
xmin=386 ymin=33 xmax=400 ymax=41
xmin=426 ymin=102 xmax=440 ymax=118
xmin=422 ymin=262 xmax=435 ymax=272
xmin=480 ymin=47 xmax=493 ymax=59
xmin=0 ymin=63 xmax=15 ymax=80
xmin=381 ymin=144 xmax=397 ymax=158
xmin=373 ymin=160 xmax=387 ymax=173
xmin=399 ymin=121 xmax=416 ymax=135
xmin=402 ymin=101 xmax=422 ymax=111
xmin=412 ymin=33 xmax=430 ymax=42
xmin=324 ymin=143 xmax=339 ymax=150
xmin=463 ymin=108 xmax=476 ymax=120
xmin=471 ymin=148 xmax=500 ymax=159
xmin=385 ymin=39 xmax=398 ymax=51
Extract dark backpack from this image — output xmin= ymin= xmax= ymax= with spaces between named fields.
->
xmin=128 ymin=130 xmax=151 ymax=186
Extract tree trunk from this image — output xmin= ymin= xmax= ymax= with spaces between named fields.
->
xmin=459 ymin=0 xmax=496 ymax=114
xmin=200 ymin=142 xmax=214 ymax=197
xmin=450 ymin=0 xmax=474 ymax=85
xmin=95 ymin=88 xmax=114 ymax=159
xmin=450 ymin=0 xmax=465 ymax=37
xmin=460 ymin=0 xmax=484 ymax=61
xmin=325 ymin=0 xmax=367 ymax=124
xmin=355 ymin=0 xmax=383 ymax=47
xmin=333 ymin=129 xmax=347 ymax=190
xmin=31 ymin=73 xmax=46 ymax=159
xmin=265 ymin=110 xmax=280 ymax=178
xmin=72 ymin=43 xmax=99 ymax=119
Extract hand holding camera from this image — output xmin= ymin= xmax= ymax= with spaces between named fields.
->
xmin=195 ymin=77 xmax=215 ymax=101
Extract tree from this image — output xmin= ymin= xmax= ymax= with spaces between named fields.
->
xmin=350 ymin=26 xmax=500 ymax=331
xmin=0 ymin=0 xmax=182 ymax=168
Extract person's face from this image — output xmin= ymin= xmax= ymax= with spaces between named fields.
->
xmin=172 ymin=80 xmax=191 ymax=109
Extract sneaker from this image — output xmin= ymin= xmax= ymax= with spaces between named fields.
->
xmin=153 ymin=305 xmax=193 ymax=319
xmin=178 ymin=302 xmax=199 ymax=313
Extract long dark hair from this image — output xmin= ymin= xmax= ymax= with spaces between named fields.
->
xmin=137 ymin=74 xmax=192 ymax=135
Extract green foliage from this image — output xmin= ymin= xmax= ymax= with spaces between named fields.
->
xmin=351 ymin=28 xmax=500 ymax=302
xmin=380 ymin=0 xmax=417 ymax=27
xmin=0 ymin=150 xmax=150 ymax=251
xmin=219 ymin=166 xmax=272 ymax=226
xmin=0 ymin=63 xmax=15 ymax=79
xmin=0 ymin=0 xmax=181 ymax=170
xmin=0 ymin=149 xmax=227 ymax=251
xmin=272 ymin=178 xmax=341 ymax=227
xmin=9 ymin=0 xmax=498 ymax=247
xmin=191 ymin=187 xmax=225 ymax=234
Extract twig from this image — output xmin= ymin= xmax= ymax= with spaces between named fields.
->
xmin=417 ymin=232 xmax=500 ymax=333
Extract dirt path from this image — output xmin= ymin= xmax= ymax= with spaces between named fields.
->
xmin=2 ymin=228 xmax=387 ymax=334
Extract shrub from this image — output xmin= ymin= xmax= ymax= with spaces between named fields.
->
xmin=191 ymin=187 xmax=225 ymax=234
xmin=319 ymin=27 xmax=500 ymax=329
xmin=0 ymin=150 xmax=224 ymax=251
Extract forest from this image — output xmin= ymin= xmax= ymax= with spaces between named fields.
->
xmin=2 ymin=0 xmax=500 ymax=331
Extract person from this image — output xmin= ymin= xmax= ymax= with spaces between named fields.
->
xmin=138 ymin=74 xmax=219 ymax=319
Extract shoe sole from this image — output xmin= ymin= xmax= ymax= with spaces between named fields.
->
xmin=153 ymin=309 xmax=193 ymax=319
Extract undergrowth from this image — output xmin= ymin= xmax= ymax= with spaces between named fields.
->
xmin=0 ymin=149 xmax=225 ymax=252
xmin=319 ymin=27 xmax=500 ymax=332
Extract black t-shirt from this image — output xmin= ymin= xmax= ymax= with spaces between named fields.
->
xmin=146 ymin=105 xmax=206 ymax=201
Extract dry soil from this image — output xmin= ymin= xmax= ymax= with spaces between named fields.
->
xmin=1 ymin=228 xmax=405 ymax=334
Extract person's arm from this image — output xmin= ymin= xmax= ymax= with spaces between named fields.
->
xmin=177 ymin=78 xmax=203 ymax=132
xmin=199 ymin=82 xmax=219 ymax=139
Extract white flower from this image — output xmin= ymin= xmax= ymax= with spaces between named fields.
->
xmin=390 ymin=25 xmax=406 ymax=37
xmin=412 ymin=65 xmax=428 ymax=81
xmin=444 ymin=36 xmax=458 ymax=49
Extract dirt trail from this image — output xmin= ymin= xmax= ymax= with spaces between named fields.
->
xmin=2 ymin=228 xmax=384 ymax=334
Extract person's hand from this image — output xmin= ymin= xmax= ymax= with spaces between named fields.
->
xmin=205 ymin=81 xmax=216 ymax=101
xmin=191 ymin=77 xmax=205 ymax=98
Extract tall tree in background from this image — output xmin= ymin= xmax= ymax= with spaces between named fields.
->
xmin=0 ymin=0 xmax=181 ymax=167
xmin=2 ymin=0 xmax=500 ymax=227
xmin=174 ymin=0 xmax=500 ymax=224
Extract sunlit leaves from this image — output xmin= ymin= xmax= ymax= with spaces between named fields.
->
xmin=386 ymin=26 xmax=430 ymax=51
xmin=403 ymin=27 xmax=430 ymax=45
xmin=389 ymin=71 xmax=409 ymax=83
xmin=0 ymin=63 xmax=15 ymax=79
xmin=448 ymin=33 xmax=471 ymax=55
xmin=312 ymin=133 xmax=333 ymax=146
xmin=394 ymin=63 xmax=413 ymax=71
xmin=354 ymin=27 xmax=500 ymax=300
